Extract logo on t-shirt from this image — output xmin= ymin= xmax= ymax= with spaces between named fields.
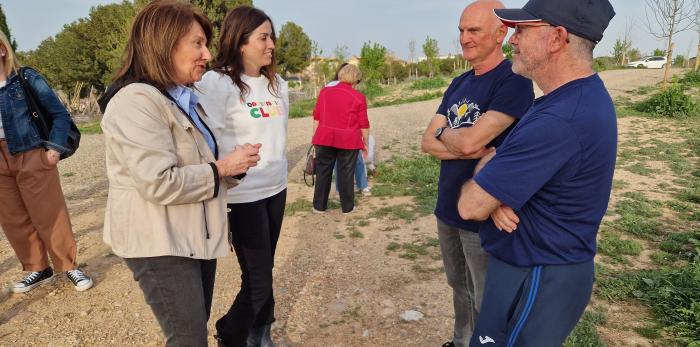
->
xmin=447 ymin=98 xmax=482 ymax=129
xmin=246 ymin=100 xmax=284 ymax=119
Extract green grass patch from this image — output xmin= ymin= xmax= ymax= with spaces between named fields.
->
xmin=367 ymin=204 xmax=417 ymax=221
xmin=607 ymin=193 xmax=663 ymax=239
xmin=373 ymin=155 xmax=440 ymax=215
xmin=289 ymin=98 xmax=316 ymax=119
xmin=597 ymin=262 xmax=700 ymax=344
xmin=77 ymin=120 xmax=102 ymax=134
xmin=285 ymin=198 xmax=313 ymax=216
xmin=371 ymin=91 xmax=443 ymax=108
xmin=624 ymin=162 xmax=657 ymax=176
xmin=658 ymin=229 xmax=700 ymax=262
xmin=408 ymin=77 xmax=447 ymax=90
xmin=598 ymin=231 xmax=642 ymax=263
xmin=563 ymin=311 xmax=606 ymax=347
xmin=387 ymin=238 xmax=440 ymax=261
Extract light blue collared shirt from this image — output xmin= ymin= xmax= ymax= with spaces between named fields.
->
xmin=167 ymin=86 xmax=216 ymax=156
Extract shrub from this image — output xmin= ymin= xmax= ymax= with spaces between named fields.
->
xmin=633 ymin=84 xmax=698 ymax=118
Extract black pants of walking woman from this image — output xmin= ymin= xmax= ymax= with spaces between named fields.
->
xmin=216 ymin=189 xmax=286 ymax=347
xmin=313 ymin=145 xmax=359 ymax=213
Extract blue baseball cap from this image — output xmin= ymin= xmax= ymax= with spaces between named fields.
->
xmin=494 ymin=0 xmax=615 ymax=43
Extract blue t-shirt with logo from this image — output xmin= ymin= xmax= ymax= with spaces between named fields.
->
xmin=435 ymin=59 xmax=534 ymax=232
xmin=474 ymin=74 xmax=617 ymax=266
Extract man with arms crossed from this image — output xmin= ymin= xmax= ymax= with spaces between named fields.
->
xmin=457 ymin=0 xmax=616 ymax=346
xmin=421 ymin=1 xmax=533 ymax=346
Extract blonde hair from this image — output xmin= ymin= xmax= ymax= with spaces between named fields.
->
xmin=112 ymin=0 xmax=212 ymax=90
xmin=0 ymin=30 xmax=21 ymax=77
xmin=338 ymin=64 xmax=362 ymax=84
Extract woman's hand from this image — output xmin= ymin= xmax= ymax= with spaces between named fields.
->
xmin=215 ymin=143 xmax=261 ymax=176
xmin=45 ymin=149 xmax=61 ymax=166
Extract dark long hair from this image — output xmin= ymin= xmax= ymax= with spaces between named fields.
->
xmin=212 ymin=6 xmax=279 ymax=98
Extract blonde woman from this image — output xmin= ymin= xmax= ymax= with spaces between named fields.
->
xmin=0 ymin=31 xmax=92 ymax=293
xmin=311 ymin=64 xmax=369 ymax=214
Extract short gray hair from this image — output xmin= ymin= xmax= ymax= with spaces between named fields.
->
xmin=568 ymin=34 xmax=595 ymax=63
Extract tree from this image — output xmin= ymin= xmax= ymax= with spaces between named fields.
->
xmin=693 ymin=0 xmax=700 ymax=70
xmin=653 ymin=48 xmax=667 ymax=56
xmin=21 ymin=2 xmax=135 ymax=93
xmin=359 ymin=41 xmax=386 ymax=85
xmin=422 ymin=36 xmax=439 ymax=78
xmin=673 ymin=54 xmax=686 ymax=65
xmin=0 ymin=4 xmax=17 ymax=50
xmin=276 ymin=21 xmax=312 ymax=75
xmin=333 ymin=45 xmax=349 ymax=63
xmin=628 ymin=48 xmax=643 ymax=62
xmin=191 ymin=0 xmax=253 ymax=54
xmin=408 ymin=40 xmax=416 ymax=78
xmin=645 ymin=0 xmax=694 ymax=88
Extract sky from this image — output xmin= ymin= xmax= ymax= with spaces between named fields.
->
xmin=2 ymin=0 xmax=698 ymax=61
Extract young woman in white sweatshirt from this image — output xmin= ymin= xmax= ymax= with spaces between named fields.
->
xmin=196 ymin=6 xmax=288 ymax=347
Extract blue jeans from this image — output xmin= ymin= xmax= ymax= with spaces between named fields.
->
xmin=334 ymin=154 xmax=368 ymax=191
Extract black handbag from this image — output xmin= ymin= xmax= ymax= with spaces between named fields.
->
xmin=303 ymin=144 xmax=316 ymax=187
xmin=17 ymin=67 xmax=81 ymax=159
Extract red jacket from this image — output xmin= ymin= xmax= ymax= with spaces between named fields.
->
xmin=312 ymin=82 xmax=369 ymax=149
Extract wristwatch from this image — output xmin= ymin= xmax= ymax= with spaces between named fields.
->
xmin=434 ymin=126 xmax=448 ymax=140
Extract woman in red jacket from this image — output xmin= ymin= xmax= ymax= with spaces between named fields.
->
xmin=311 ymin=64 xmax=369 ymax=214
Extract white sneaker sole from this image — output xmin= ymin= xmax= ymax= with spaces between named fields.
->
xmin=73 ymin=278 xmax=93 ymax=292
xmin=11 ymin=275 xmax=55 ymax=293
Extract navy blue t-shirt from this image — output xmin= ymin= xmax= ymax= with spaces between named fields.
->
xmin=435 ymin=59 xmax=534 ymax=232
xmin=474 ymin=74 xmax=617 ymax=266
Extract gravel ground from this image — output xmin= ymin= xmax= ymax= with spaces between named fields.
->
xmin=0 ymin=68 xmax=684 ymax=346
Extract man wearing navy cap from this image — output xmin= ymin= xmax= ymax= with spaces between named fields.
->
xmin=456 ymin=0 xmax=617 ymax=346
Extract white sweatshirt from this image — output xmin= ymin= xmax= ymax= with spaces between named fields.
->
xmin=196 ymin=71 xmax=289 ymax=203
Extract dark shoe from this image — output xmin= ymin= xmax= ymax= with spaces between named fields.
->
xmin=66 ymin=268 xmax=93 ymax=291
xmin=11 ymin=267 xmax=54 ymax=293
xmin=247 ymin=324 xmax=275 ymax=347
xmin=441 ymin=342 xmax=456 ymax=347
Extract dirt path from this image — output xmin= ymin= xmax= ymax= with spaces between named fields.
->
xmin=0 ymin=68 xmax=684 ymax=346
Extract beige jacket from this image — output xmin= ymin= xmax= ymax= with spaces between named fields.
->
xmin=101 ymin=83 xmax=236 ymax=259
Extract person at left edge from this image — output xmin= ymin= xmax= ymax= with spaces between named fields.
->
xmin=0 ymin=29 xmax=93 ymax=293
xmin=99 ymin=1 xmax=261 ymax=346
xmin=196 ymin=6 xmax=288 ymax=347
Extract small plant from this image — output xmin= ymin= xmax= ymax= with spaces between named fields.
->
xmin=633 ymin=84 xmax=698 ymax=118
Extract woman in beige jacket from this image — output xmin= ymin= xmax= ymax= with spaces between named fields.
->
xmin=98 ymin=2 xmax=260 ymax=346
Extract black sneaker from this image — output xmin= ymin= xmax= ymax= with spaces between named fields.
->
xmin=441 ymin=342 xmax=456 ymax=347
xmin=66 ymin=268 xmax=93 ymax=291
xmin=11 ymin=267 xmax=54 ymax=293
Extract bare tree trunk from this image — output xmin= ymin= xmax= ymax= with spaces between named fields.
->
xmin=696 ymin=42 xmax=700 ymax=71
xmin=662 ymin=25 xmax=676 ymax=89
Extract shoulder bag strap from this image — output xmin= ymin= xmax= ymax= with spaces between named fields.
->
xmin=16 ymin=67 xmax=51 ymax=139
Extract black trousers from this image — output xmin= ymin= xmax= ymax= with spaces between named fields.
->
xmin=126 ymin=256 xmax=217 ymax=347
xmin=313 ymin=145 xmax=359 ymax=213
xmin=216 ymin=189 xmax=287 ymax=347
